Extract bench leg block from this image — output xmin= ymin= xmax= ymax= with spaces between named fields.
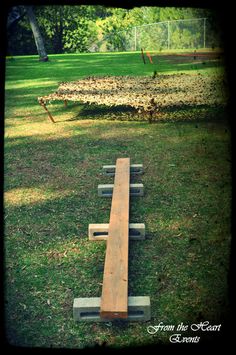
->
xmin=129 ymin=223 xmax=145 ymax=240
xmin=73 ymin=296 xmax=151 ymax=322
xmin=89 ymin=223 xmax=145 ymax=240
xmin=103 ymin=164 xmax=143 ymax=176
xmin=88 ymin=224 xmax=109 ymax=240
xmin=98 ymin=184 xmax=144 ymax=197
xmin=98 ymin=184 xmax=114 ymax=197
xmin=130 ymin=184 xmax=144 ymax=196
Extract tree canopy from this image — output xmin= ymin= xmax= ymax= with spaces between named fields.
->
xmin=6 ymin=5 xmax=222 ymax=55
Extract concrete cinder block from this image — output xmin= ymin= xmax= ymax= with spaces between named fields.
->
xmin=130 ymin=164 xmax=143 ymax=175
xmin=98 ymin=184 xmax=114 ymax=197
xmin=103 ymin=164 xmax=143 ymax=176
xmin=73 ymin=296 xmax=151 ymax=322
xmin=89 ymin=223 xmax=145 ymax=241
xmin=88 ymin=223 xmax=109 ymax=240
xmin=98 ymin=184 xmax=144 ymax=197
xmin=129 ymin=223 xmax=145 ymax=240
xmin=130 ymin=183 xmax=144 ymax=196
xmin=127 ymin=296 xmax=151 ymax=322
xmin=73 ymin=297 xmax=101 ymax=322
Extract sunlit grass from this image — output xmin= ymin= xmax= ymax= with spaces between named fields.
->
xmin=5 ymin=186 xmax=73 ymax=207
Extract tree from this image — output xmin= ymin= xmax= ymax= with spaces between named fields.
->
xmin=35 ymin=5 xmax=100 ymax=53
xmin=25 ymin=6 xmax=48 ymax=61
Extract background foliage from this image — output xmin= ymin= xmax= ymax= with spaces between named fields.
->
xmin=6 ymin=5 xmax=222 ymax=55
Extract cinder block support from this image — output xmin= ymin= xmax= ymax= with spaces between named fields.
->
xmin=73 ymin=296 xmax=151 ymax=322
xmin=129 ymin=223 xmax=145 ymax=240
xmin=98 ymin=184 xmax=144 ymax=197
xmin=89 ymin=223 xmax=109 ymax=240
xmin=98 ymin=184 xmax=114 ymax=197
xmin=130 ymin=184 xmax=144 ymax=197
xmin=103 ymin=164 xmax=143 ymax=176
xmin=89 ymin=223 xmax=145 ymax=241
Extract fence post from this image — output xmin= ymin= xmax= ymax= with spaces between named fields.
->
xmin=203 ymin=18 xmax=206 ymax=49
xmin=167 ymin=21 xmax=170 ymax=50
xmin=134 ymin=26 xmax=137 ymax=51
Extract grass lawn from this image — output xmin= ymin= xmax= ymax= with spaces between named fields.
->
xmin=4 ymin=51 xmax=231 ymax=348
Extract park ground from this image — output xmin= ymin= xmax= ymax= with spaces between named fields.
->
xmin=4 ymin=51 xmax=231 ymax=348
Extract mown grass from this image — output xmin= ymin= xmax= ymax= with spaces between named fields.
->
xmin=4 ymin=51 xmax=231 ymax=349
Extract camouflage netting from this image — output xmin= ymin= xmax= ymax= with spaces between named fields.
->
xmin=38 ymin=74 xmax=228 ymax=117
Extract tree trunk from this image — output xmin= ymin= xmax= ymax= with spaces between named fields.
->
xmin=25 ymin=6 xmax=48 ymax=61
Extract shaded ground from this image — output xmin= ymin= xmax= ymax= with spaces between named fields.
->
xmin=151 ymin=50 xmax=224 ymax=64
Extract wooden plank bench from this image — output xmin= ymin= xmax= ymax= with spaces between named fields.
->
xmin=73 ymin=158 xmax=151 ymax=322
xmin=100 ymin=158 xmax=130 ymax=319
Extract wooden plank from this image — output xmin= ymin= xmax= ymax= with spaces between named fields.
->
xmin=100 ymin=158 xmax=130 ymax=319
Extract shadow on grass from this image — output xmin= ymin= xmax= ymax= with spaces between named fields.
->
xmin=152 ymin=55 xmax=225 ymax=72
xmin=6 ymin=52 xmax=225 ymax=80
xmin=4 ymin=117 xmax=231 ymax=347
xmin=66 ymin=104 xmax=138 ymax=122
xmin=5 ymin=183 xmax=230 ymax=346
xmin=58 ymin=102 xmax=228 ymax=124
xmin=5 ymin=52 xmax=156 ymax=85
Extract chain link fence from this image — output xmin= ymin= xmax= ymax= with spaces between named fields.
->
xmin=89 ymin=18 xmax=222 ymax=52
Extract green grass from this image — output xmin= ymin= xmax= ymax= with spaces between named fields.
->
xmin=4 ymin=51 xmax=231 ymax=348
